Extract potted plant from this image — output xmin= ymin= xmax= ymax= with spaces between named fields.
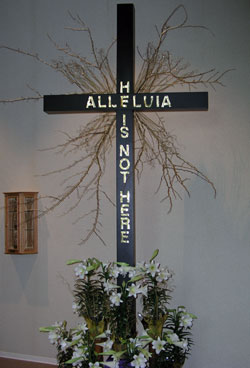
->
xmin=40 ymin=250 xmax=196 ymax=367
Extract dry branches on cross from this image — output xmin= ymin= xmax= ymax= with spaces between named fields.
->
xmin=0 ymin=5 xmax=231 ymax=245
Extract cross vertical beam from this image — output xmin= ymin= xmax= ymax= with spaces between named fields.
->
xmin=116 ymin=4 xmax=135 ymax=266
xmin=43 ymin=4 xmax=209 ymax=268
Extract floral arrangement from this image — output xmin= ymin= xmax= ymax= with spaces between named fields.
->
xmin=40 ymin=250 xmax=196 ymax=368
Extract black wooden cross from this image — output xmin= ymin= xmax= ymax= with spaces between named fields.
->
xmin=44 ymin=4 xmax=208 ymax=266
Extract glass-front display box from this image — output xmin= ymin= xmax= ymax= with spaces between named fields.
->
xmin=4 ymin=192 xmax=38 ymax=254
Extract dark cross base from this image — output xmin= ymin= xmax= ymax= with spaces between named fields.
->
xmin=44 ymin=4 xmax=208 ymax=266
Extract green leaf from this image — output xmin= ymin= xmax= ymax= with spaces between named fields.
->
xmin=69 ymin=338 xmax=81 ymax=347
xmin=100 ymin=362 xmax=117 ymax=368
xmin=95 ymin=332 xmax=106 ymax=339
xmin=86 ymin=265 xmax=96 ymax=272
xmin=65 ymin=357 xmax=82 ymax=364
xmin=115 ymin=262 xmax=129 ymax=266
xmin=66 ymin=259 xmax=82 ymax=265
xmin=188 ymin=313 xmax=197 ymax=319
xmin=140 ymin=348 xmax=151 ymax=358
xmin=166 ymin=336 xmax=173 ymax=344
xmin=128 ymin=274 xmax=143 ymax=283
xmin=87 ymin=259 xmax=101 ymax=271
xmin=98 ymin=350 xmax=116 ymax=356
xmin=150 ymin=249 xmax=159 ymax=262
xmin=39 ymin=326 xmax=56 ymax=332
xmin=138 ymin=335 xmax=152 ymax=341
xmin=98 ymin=350 xmax=126 ymax=359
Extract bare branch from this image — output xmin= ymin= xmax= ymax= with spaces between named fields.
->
xmin=0 ymin=5 xmax=230 ymax=244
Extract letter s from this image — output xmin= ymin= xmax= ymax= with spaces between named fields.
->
xmin=120 ymin=126 xmax=129 ymax=138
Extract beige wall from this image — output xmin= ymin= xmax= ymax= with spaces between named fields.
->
xmin=0 ymin=0 xmax=249 ymax=367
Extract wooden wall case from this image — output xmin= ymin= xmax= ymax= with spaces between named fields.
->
xmin=4 ymin=192 xmax=38 ymax=254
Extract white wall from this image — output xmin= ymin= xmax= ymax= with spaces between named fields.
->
xmin=0 ymin=0 xmax=249 ymax=367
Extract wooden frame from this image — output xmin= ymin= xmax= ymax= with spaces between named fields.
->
xmin=4 ymin=192 xmax=38 ymax=254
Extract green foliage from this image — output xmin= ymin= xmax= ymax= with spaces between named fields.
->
xmin=109 ymin=282 xmax=136 ymax=342
xmin=40 ymin=250 xmax=197 ymax=367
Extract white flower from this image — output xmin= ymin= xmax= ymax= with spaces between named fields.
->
xmin=145 ymin=262 xmax=160 ymax=277
xmin=78 ymin=322 xmax=88 ymax=332
xmin=152 ymin=337 xmax=166 ymax=354
xmin=52 ymin=321 xmax=63 ymax=328
xmin=131 ymin=353 xmax=147 ymax=368
xmin=96 ymin=338 xmax=114 ymax=352
xmin=72 ymin=302 xmax=81 ymax=314
xmin=72 ymin=346 xmax=85 ymax=359
xmin=104 ymin=280 xmax=118 ymax=292
xmin=102 ymin=360 xmax=119 ymax=368
xmin=167 ymin=333 xmax=180 ymax=343
xmin=103 ymin=339 xmax=114 ymax=351
xmin=110 ymin=266 xmax=120 ymax=278
xmin=89 ymin=363 xmax=100 ymax=368
xmin=72 ymin=333 xmax=81 ymax=343
xmin=180 ymin=314 xmax=193 ymax=328
xmin=129 ymin=337 xmax=143 ymax=348
xmin=181 ymin=339 xmax=189 ymax=351
xmin=105 ymin=329 xmax=111 ymax=338
xmin=73 ymin=362 xmax=83 ymax=368
xmin=118 ymin=265 xmax=132 ymax=276
xmin=173 ymin=339 xmax=189 ymax=351
xmin=110 ymin=292 xmax=123 ymax=306
xmin=127 ymin=283 xmax=141 ymax=298
xmin=139 ymin=285 xmax=148 ymax=296
xmin=60 ymin=338 xmax=69 ymax=352
xmin=128 ymin=268 xmax=137 ymax=278
xmin=178 ymin=306 xmax=186 ymax=313
xmin=75 ymin=263 xmax=88 ymax=279
xmin=72 ymin=360 xmax=83 ymax=368
xmin=48 ymin=331 xmax=58 ymax=344
xmin=156 ymin=267 xmax=171 ymax=282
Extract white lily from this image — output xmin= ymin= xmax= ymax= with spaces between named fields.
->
xmin=118 ymin=265 xmax=133 ymax=276
xmin=78 ymin=321 xmax=88 ymax=332
xmin=89 ymin=362 xmax=100 ymax=368
xmin=60 ymin=338 xmax=69 ymax=352
xmin=75 ymin=263 xmax=88 ymax=279
xmin=156 ymin=267 xmax=171 ymax=282
xmin=127 ymin=283 xmax=141 ymax=298
xmin=145 ymin=262 xmax=160 ymax=277
xmin=110 ymin=266 xmax=120 ymax=278
xmin=180 ymin=314 xmax=193 ymax=328
xmin=72 ymin=346 xmax=85 ymax=359
xmin=167 ymin=333 xmax=180 ymax=343
xmin=96 ymin=338 xmax=114 ymax=352
xmin=152 ymin=336 xmax=166 ymax=354
xmin=72 ymin=302 xmax=80 ymax=314
xmin=110 ymin=292 xmax=123 ymax=306
xmin=173 ymin=338 xmax=189 ymax=351
xmin=101 ymin=359 xmax=119 ymax=368
xmin=48 ymin=330 xmax=58 ymax=344
xmin=131 ymin=353 xmax=147 ymax=368
xmin=104 ymin=280 xmax=119 ymax=292
xmin=139 ymin=285 xmax=148 ymax=296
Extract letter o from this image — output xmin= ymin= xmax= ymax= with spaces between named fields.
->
xmin=119 ymin=158 xmax=130 ymax=171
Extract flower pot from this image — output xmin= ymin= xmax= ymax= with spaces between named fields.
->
xmin=118 ymin=359 xmax=132 ymax=368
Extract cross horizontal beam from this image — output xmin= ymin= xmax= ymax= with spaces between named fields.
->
xmin=44 ymin=92 xmax=208 ymax=114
